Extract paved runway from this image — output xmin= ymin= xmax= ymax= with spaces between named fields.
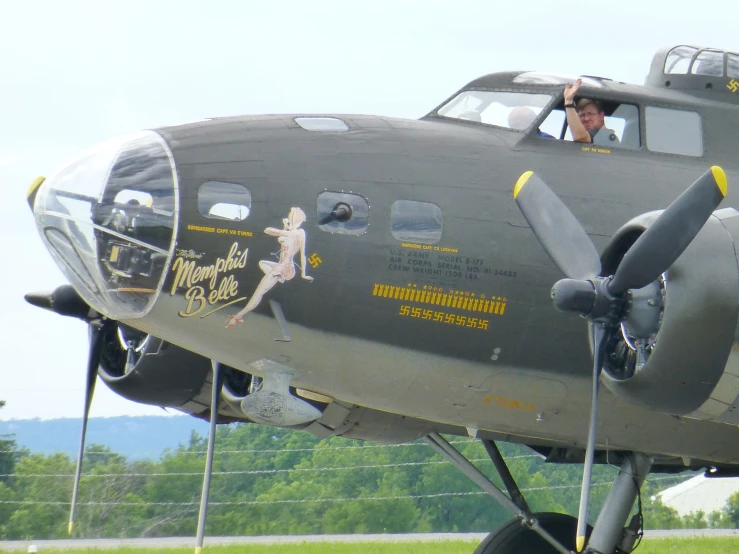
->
xmin=2 ymin=529 xmax=738 ymax=551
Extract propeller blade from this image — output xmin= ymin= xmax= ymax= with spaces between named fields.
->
xmin=194 ymin=361 xmax=224 ymax=554
xmin=608 ymin=166 xmax=727 ymax=294
xmin=576 ymin=323 xmax=608 ymax=552
xmin=514 ymin=171 xmax=601 ymax=281
xmin=69 ymin=321 xmax=108 ymax=536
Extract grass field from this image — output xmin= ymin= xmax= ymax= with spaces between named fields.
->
xmin=6 ymin=537 xmax=739 ymax=553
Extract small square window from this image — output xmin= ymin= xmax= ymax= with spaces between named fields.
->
xmin=391 ymin=200 xmax=442 ymax=244
xmin=198 ymin=181 xmax=251 ymax=221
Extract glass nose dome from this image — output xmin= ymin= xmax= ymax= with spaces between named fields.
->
xmin=32 ymin=131 xmax=179 ymax=320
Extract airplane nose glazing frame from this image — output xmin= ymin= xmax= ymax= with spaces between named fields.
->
xmin=32 ymin=131 xmax=179 ymax=321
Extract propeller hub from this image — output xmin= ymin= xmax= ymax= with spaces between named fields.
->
xmin=24 ymin=284 xmax=97 ymax=321
xmin=551 ymin=279 xmax=595 ymax=315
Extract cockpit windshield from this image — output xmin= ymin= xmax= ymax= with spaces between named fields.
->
xmin=437 ymin=91 xmax=552 ymax=131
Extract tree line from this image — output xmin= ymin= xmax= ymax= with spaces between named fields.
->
xmin=0 ymin=416 xmax=737 ymax=540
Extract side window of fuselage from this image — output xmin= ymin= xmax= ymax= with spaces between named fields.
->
xmin=645 ymin=107 xmax=703 ymax=157
xmin=317 ymin=191 xmax=369 ymax=235
xmin=390 ymin=200 xmax=442 ymax=244
xmin=198 ymin=181 xmax=252 ymax=221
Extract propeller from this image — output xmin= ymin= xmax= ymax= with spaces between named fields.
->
xmin=513 ymin=167 xmax=727 ymax=552
xmin=23 ymin=285 xmax=111 ymax=535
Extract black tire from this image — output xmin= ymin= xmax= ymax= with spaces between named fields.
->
xmin=473 ymin=512 xmax=592 ymax=554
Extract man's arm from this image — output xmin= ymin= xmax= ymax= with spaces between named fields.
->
xmin=564 ymin=79 xmax=591 ymax=144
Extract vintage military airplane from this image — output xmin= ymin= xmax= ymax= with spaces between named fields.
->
xmin=22 ymin=44 xmax=739 ymax=553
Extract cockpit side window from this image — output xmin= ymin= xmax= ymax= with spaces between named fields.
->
xmin=691 ymin=50 xmax=724 ymax=77
xmin=198 ymin=181 xmax=252 ymax=221
xmin=436 ymin=91 xmax=553 ymax=132
xmin=664 ymin=46 xmax=698 ymax=75
xmin=541 ymin=100 xmax=640 ymax=150
xmin=728 ymin=54 xmax=739 ymax=78
xmin=645 ymin=107 xmax=703 ymax=157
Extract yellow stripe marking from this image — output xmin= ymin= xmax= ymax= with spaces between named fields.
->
xmin=513 ymin=171 xmax=534 ymax=199
xmin=371 ymin=284 xmax=507 ymax=316
xmin=711 ymin=166 xmax=728 ymax=197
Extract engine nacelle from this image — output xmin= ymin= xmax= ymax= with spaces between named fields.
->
xmin=98 ymin=323 xmax=214 ymax=408
xmin=600 ymin=208 xmax=739 ymax=423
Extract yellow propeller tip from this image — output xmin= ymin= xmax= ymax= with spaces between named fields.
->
xmin=576 ymin=535 xmax=585 ymax=552
xmin=68 ymin=521 xmax=74 ymax=535
xmin=711 ymin=166 xmax=727 ymax=197
xmin=194 ymin=547 xmax=203 ymax=554
xmin=513 ymin=171 xmax=534 ymax=199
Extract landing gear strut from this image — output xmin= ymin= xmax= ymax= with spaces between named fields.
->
xmin=424 ymin=433 xmax=651 ymax=554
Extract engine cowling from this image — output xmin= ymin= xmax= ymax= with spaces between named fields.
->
xmin=600 ymin=208 xmax=739 ymax=423
xmin=98 ymin=323 xmax=214 ymax=409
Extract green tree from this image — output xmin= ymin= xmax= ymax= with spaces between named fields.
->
xmin=725 ymin=490 xmax=739 ymax=528
xmin=0 ymin=400 xmax=19 ymax=485
xmin=642 ymin=495 xmax=682 ymax=530
xmin=4 ymin=453 xmax=74 ymax=539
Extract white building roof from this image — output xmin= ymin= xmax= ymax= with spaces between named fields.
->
xmin=658 ymin=475 xmax=739 ymax=516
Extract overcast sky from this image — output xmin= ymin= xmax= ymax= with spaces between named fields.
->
xmin=1 ymin=0 xmax=735 ymax=420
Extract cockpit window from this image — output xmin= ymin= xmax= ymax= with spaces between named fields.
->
xmin=664 ymin=46 xmax=698 ymax=74
xmin=198 ymin=181 xmax=252 ymax=221
xmin=513 ymin=73 xmax=604 ymax=88
xmin=437 ymin=91 xmax=552 ymax=131
xmin=728 ymin=54 xmax=739 ymax=78
xmin=691 ymin=50 xmax=724 ymax=77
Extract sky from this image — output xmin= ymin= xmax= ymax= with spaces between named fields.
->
xmin=1 ymin=0 xmax=736 ymax=420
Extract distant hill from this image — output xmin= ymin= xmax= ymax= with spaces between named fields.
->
xmin=0 ymin=415 xmax=210 ymax=460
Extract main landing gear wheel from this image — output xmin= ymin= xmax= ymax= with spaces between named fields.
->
xmin=474 ymin=512 xmax=592 ymax=554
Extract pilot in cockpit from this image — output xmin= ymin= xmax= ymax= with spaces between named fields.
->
xmin=564 ymin=78 xmax=620 ymax=146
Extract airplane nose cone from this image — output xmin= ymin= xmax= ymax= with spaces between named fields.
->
xmin=23 ymin=290 xmax=54 ymax=311
xmin=25 ymin=285 xmax=97 ymax=320
xmin=29 ymin=131 xmax=179 ymax=320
